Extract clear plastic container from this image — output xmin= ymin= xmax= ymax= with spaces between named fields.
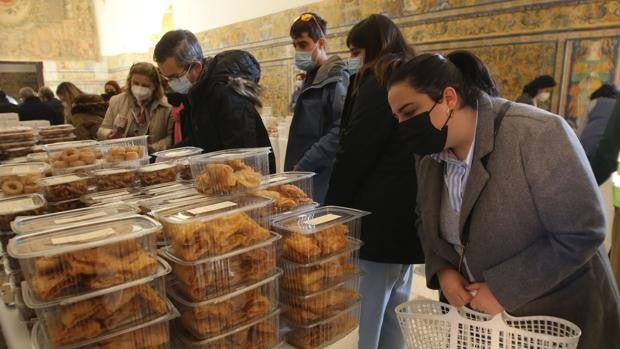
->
xmin=0 ymin=230 xmax=16 ymax=261
xmin=178 ymin=309 xmax=280 ymax=349
xmin=154 ymin=195 xmax=273 ymax=261
xmin=79 ymin=187 xmax=139 ymax=205
xmin=39 ymin=134 xmax=77 ymax=144
xmin=44 ymin=140 xmax=102 ymax=174
xmin=0 ymin=140 xmax=37 ymax=151
xmin=255 ymin=172 xmax=315 ymax=214
xmin=8 ymin=215 xmax=161 ymax=302
xmin=281 ymin=274 xmax=361 ymax=326
xmin=31 ymin=298 xmax=179 ymax=349
xmin=190 ymin=148 xmax=270 ymax=196
xmin=0 ymin=162 xmax=50 ymax=196
xmin=138 ymin=162 xmax=177 ymax=186
xmin=272 ymin=206 xmax=368 ymax=263
xmin=270 ymin=203 xmax=320 ymax=224
xmin=140 ymin=181 xmax=194 ymax=195
xmin=4 ymin=145 xmax=35 ymax=157
xmin=136 ymin=189 xmax=202 ymax=213
xmin=100 ymin=135 xmax=148 ymax=164
xmin=47 ymin=198 xmax=86 ymax=213
xmin=159 ymin=233 xmax=280 ymax=302
xmin=91 ymin=167 xmax=138 ymax=191
xmin=280 ymin=238 xmax=362 ymax=295
xmin=24 ymin=258 xmax=170 ymax=347
xmin=169 ymin=271 xmax=281 ymax=339
xmin=154 ymin=146 xmax=204 ymax=181
xmin=12 ymin=203 xmax=140 ymax=235
xmin=38 ymin=125 xmax=76 ymax=138
xmin=0 ymin=193 xmax=47 ymax=231
xmin=0 ymin=127 xmax=36 ymax=142
xmin=284 ymin=303 xmax=360 ymax=349
xmin=26 ymin=152 xmax=49 ymax=163
xmin=37 ymin=174 xmax=91 ymax=202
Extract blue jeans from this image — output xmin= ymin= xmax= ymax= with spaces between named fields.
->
xmin=358 ymin=259 xmax=413 ymax=349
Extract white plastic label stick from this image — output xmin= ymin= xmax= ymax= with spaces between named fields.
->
xmin=187 ymin=201 xmax=237 ymax=215
xmin=51 ymin=228 xmax=116 ymax=244
xmin=54 ymin=211 xmax=108 ymax=225
xmin=307 ymin=214 xmax=342 ymax=225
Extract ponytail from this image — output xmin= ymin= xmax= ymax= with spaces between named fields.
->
xmin=389 ymin=50 xmax=498 ymax=108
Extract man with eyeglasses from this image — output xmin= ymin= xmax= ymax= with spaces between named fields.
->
xmin=154 ymin=29 xmax=275 ymax=172
xmin=284 ymin=12 xmax=349 ymax=204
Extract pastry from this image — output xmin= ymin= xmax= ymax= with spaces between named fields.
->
xmin=195 ymin=160 xmax=262 ymax=195
xmin=282 ymin=224 xmax=349 ymax=263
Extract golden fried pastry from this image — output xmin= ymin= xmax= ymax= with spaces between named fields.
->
xmin=138 ymin=164 xmax=177 ymax=186
xmin=287 ymin=313 xmax=358 ymax=349
xmin=282 ymin=224 xmax=349 ymax=263
xmin=50 ymin=147 xmax=98 ymax=168
xmin=285 ymin=288 xmax=359 ymax=324
xmin=104 ymin=146 xmax=146 ymax=163
xmin=96 ymin=322 xmax=169 ymax=349
xmin=44 ymin=284 xmax=166 ymax=346
xmin=40 ymin=175 xmax=90 ymax=202
xmin=256 ymin=183 xmax=313 ymax=213
xmin=204 ymin=318 xmax=278 ymax=349
xmin=166 ymin=212 xmax=270 ymax=261
xmin=196 ymin=160 xmax=262 ymax=195
xmin=94 ymin=169 xmax=137 ymax=191
xmin=281 ymin=257 xmax=357 ymax=294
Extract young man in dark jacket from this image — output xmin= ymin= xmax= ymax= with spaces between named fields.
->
xmin=284 ymin=13 xmax=349 ymax=204
xmin=154 ymin=30 xmax=275 ymax=173
xmin=17 ymin=87 xmax=63 ymax=125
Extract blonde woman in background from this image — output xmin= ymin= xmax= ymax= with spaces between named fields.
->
xmin=97 ymin=62 xmax=173 ymax=152
xmin=56 ymin=81 xmax=84 ymax=123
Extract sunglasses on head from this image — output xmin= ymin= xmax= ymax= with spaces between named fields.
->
xmin=294 ymin=13 xmax=326 ymax=39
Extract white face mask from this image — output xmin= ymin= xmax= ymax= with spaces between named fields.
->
xmin=346 ymin=57 xmax=363 ymax=75
xmin=295 ymin=80 xmax=303 ymax=89
xmin=168 ymin=74 xmax=193 ymax=94
xmin=536 ymin=91 xmax=551 ymax=103
xmin=131 ymin=85 xmax=152 ymax=102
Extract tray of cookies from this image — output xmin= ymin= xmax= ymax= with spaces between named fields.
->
xmin=38 ymin=125 xmax=76 ymax=138
xmin=169 ymin=270 xmax=280 ymax=339
xmin=24 ymin=257 xmax=171 ymax=347
xmin=0 ymin=127 xmax=36 ymax=142
xmin=153 ymin=195 xmax=272 ymax=261
xmin=159 ymin=233 xmax=280 ymax=302
xmin=138 ymin=162 xmax=177 ymax=186
xmin=31 ymin=298 xmax=179 ymax=349
xmin=100 ymin=135 xmax=148 ymax=164
xmin=0 ymin=162 xmax=50 ymax=196
xmin=280 ymin=238 xmax=361 ymax=296
xmin=0 ymin=193 xmax=47 ymax=231
xmin=153 ymin=146 xmax=204 ymax=180
xmin=90 ymin=167 xmax=138 ymax=191
xmin=7 ymin=215 xmax=161 ymax=302
xmin=177 ymin=309 xmax=280 ymax=349
xmin=3 ymin=145 xmax=35 ymax=158
xmin=255 ymin=172 xmax=315 ymax=214
xmin=189 ymin=147 xmax=270 ymax=196
xmin=43 ymin=140 xmax=102 ymax=175
xmin=272 ymin=206 xmax=368 ymax=264
xmin=12 ymin=203 xmax=140 ymax=235
xmin=284 ymin=302 xmax=360 ymax=349
xmin=281 ymin=273 xmax=361 ymax=326
xmin=39 ymin=134 xmax=78 ymax=145
xmin=38 ymin=174 xmax=91 ymax=202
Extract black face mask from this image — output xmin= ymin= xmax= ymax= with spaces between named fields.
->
xmin=398 ymin=102 xmax=452 ymax=155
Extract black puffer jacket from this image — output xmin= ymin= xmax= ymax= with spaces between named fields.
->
xmin=187 ymin=50 xmax=275 ymax=173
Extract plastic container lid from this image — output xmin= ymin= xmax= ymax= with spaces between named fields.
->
xmin=258 ymin=171 xmax=315 ymax=189
xmin=193 ymin=147 xmax=271 ymax=162
xmin=38 ymin=125 xmax=75 ymax=132
xmin=271 ymin=206 xmax=369 ymax=235
xmin=90 ymin=167 xmax=136 ymax=176
xmin=138 ymin=162 xmax=176 ymax=173
xmin=0 ymin=194 xmax=46 ymax=216
xmin=7 ymin=215 xmax=161 ymax=259
xmin=153 ymin=146 xmax=203 ymax=159
xmin=0 ymin=126 xmax=34 ymax=135
xmin=42 ymin=139 xmax=98 ymax=151
xmin=100 ymin=135 xmax=148 ymax=146
xmin=37 ymin=174 xmax=90 ymax=187
xmin=26 ymin=153 xmax=48 ymax=162
xmin=11 ymin=203 xmax=140 ymax=234
xmin=140 ymin=182 xmax=194 ymax=195
xmin=153 ymin=195 xmax=273 ymax=225
xmin=0 ymin=162 xmax=49 ymax=177
xmin=80 ymin=188 xmax=139 ymax=205
xmin=136 ymin=189 xmax=202 ymax=209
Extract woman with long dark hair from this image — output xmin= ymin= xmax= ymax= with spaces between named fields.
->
xmin=388 ymin=51 xmax=620 ymax=349
xmin=325 ymin=14 xmax=423 ymax=349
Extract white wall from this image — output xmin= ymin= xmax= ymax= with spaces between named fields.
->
xmin=94 ymin=0 xmax=322 ymax=57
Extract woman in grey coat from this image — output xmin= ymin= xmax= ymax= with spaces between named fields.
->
xmin=387 ymin=51 xmax=620 ymax=348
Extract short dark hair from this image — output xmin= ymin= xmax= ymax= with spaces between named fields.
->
xmin=522 ymin=75 xmax=556 ymax=97
xmin=390 ymin=51 xmax=499 ymax=109
xmin=590 ymin=83 xmax=618 ymax=100
xmin=154 ymin=29 xmax=204 ymax=66
xmin=290 ymin=12 xmax=327 ymax=41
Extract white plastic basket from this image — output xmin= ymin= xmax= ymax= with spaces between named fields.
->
xmin=395 ymin=300 xmax=581 ymax=349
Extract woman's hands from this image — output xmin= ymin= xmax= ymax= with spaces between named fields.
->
xmin=438 ymin=269 xmax=504 ymax=315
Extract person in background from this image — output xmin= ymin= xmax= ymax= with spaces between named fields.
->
xmin=17 ymin=87 xmax=63 ymax=125
xmin=97 ymin=62 xmax=173 ymax=152
xmin=0 ymin=90 xmax=19 ymax=113
xmin=284 ymin=12 xmax=349 ymax=204
xmin=388 ymin=51 xmax=619 ymax=349
xmin=515 ymin=74 xmax=556 ymax=111
xmin=154 ymin=29 xmax=275 ymax=172
xmin=102 ymin=80 xmax=122 ymax=101
xmin=579 ymin=83 xmax=618 ymax=159
xmin=324 ymin=14 xmax=422 ymax=349
xmin=38 ymin=86 xmax=65 ymax=123
xmin=290 ymin=72 xmax=306 ymax=111
xmin=70 ymin=94 xmax=107 ymax=140
xmin=56 ymin=82 xmax=84 ymax=123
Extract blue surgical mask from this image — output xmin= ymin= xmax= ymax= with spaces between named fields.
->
xmin=295 ymin=51 xmax=316 ymax=72
xmin=168 ymin=74 xmax=193 ymax=94
xmin=346 ymin=57 xmax=363 ymax=75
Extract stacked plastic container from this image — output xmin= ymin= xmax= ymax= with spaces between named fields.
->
xmin=37 ymin=125 xmax=77 ymax=145
xmin=153 ymin=146 xmax=204 ymax=181
xmin=0 ymin=127 xmax=38 ymax=160
xmin=271 ymin=206 xmax=368 ymax=348
xmin=7 ymin=214 xmax=180 ymax=348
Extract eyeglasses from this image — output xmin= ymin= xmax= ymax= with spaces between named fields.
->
xmin=294 ymin=13 xmax=326 ymax=38
xmin=159 ymin=63 xmax=192 ymax=82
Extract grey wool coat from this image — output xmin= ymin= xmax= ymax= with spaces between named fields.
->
xmin=416 ymin=94 xmax=620 ymax=349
